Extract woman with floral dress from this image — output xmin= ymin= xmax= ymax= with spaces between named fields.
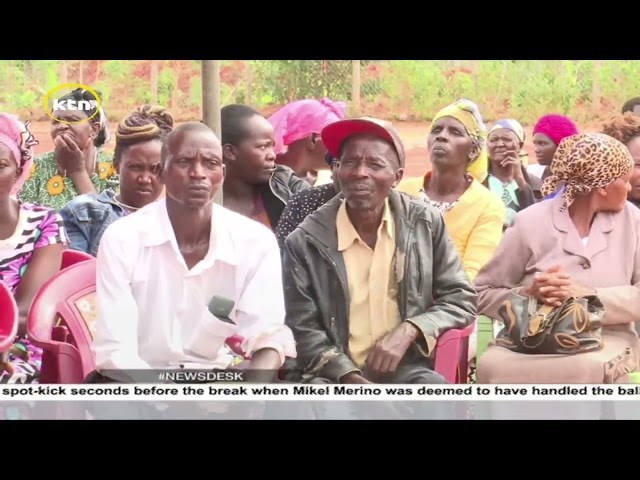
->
xmin=19 ymin=88 xmax=118 ymax=210
xmin=0 ymin=113 xmax=67 ymax=384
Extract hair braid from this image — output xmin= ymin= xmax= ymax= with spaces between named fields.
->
xmin=114 ymin=105 xmax=174 ymax=164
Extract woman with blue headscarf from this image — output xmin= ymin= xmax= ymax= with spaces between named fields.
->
xmin=484 ymin=119 xmax=542 ymax=228
xmin=19 ymin=88 xmax=117 ymax=210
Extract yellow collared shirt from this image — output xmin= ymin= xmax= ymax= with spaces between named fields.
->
xmin=336 ymin=198 xmax=402 ymax=368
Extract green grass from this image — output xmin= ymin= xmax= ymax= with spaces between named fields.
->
xmin=0 ymin=60 xmax=634 ymax=126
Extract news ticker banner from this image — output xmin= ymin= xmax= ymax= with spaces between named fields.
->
xmin=2 ymin=384 xmax=640 ymax=401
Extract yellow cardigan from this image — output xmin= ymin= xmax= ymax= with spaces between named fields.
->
xmin=397 ymin=174 xmax=505 ymax=281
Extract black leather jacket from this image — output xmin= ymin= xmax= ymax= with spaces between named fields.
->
xmin=259 ymin=165 xmax=311 ymax=230
xmin=282 ymin=189 xmax=477 ymax=382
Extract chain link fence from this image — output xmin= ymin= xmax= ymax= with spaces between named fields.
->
xmin=0 ymin=60 xmax=638 ymax=126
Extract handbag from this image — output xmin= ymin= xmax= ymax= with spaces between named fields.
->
xmin=492 ymin=293 xmax=605 ymax=355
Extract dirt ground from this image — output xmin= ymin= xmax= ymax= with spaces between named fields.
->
xmin=30 ymin=120 xmax=602 ymax=178
xmin=30 ymin=120 xmax=439 ymax=178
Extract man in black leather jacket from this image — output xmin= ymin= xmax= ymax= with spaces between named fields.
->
xmin=282 ymin=117 xmax=477 ymax=384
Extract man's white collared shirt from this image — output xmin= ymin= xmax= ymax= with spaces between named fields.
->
xmin=92 ymin=199 xmax=296 ymax=371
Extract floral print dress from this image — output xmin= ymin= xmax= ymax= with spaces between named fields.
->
xmin=0 ymin=202 xmax=67 ymax=384
xmin=18 ymin=150 xmax=119 ymax=210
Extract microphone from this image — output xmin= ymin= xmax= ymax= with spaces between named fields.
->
xmin=208 ymin=295 xmax=247 ymax=358
xmin=208 ymin=295 xmax=235 ymax=323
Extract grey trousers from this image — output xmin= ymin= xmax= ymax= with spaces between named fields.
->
xmin=308 ymin=348 xmax=448 ymax=385
xmin=304 ymin=355 xmax=455 ymax=419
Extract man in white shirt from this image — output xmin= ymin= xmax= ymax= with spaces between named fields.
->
xmin=89 ymin=121 xmax=296 ymax=383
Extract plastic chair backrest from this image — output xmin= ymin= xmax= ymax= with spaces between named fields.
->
xmin=226 ymin=320 xmax=475 ymax=384
xmin=0 ymin=283 xmax=18 ymax=353
xmin=433 ymin=320 xmax=476 ymax=384
xmin=27 ymin=259 xmax=97 ymax=383
xmin=226 ymin=335 xmax=250 ymax=359
xmin=475 ymin=315 xmax=494 ymax=361
xmin=60 ymin=250 xmax=94 ymax=270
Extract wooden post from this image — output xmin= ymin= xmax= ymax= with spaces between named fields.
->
xmin=202 ymin=60 xmax=222 ymax=204
xmin=150 ymin=60 xmax=159 ymax=104
xmin=351 ymin=60 xmax=361 ymax=116
xmin=202 ymin=61 xmax=221 ymax=136
xmin=245 ymin=61 xmax=253 ymax=107
xmin=60 ymin=61 xmax=68 ymax=84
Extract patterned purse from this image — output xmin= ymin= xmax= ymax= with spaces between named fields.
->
xmin=492 ymin=293 xmax=605 ymax=355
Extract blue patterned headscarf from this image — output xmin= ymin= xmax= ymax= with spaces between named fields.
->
xmin=489 ymin=119 xmax=525 ymax=143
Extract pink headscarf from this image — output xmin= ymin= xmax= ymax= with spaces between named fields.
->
xmin=0 ymin=113 xmax=38 ymax=196
xmin=533 ymin=114 xmax=578 ymax=146
xmin=268 ymin=98 xmax=347 ymax=155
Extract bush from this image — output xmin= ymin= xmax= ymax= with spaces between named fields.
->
xmin=0 ymin=60 xmax=634 ymax=126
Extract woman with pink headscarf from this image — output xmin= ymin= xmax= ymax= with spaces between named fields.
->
xmin=268 ymin=98 xmax=346 ymax=185
xmin=530 ymin=114 xmax=579 ymax=184
xmin=0 ymin=113 xmax=68 ymax=384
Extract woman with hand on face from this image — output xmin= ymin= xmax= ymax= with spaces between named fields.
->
xmin=483 ymin=119 xmax=542 ymax=228
xmin=0 ymin=113 xmax=67 ymax=383
xmin=19 ymin=88 xmax=117 ymax=210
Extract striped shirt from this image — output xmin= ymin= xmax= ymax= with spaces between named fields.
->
xmin=0 ymin=202 xmax=67 ymax=293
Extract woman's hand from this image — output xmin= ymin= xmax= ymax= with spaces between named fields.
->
xmin=523 ymin=265 xmax=571 ymax=307
xmin=501 ymin=149 xmax=526 ymax=188
xmin=55 ymin=133 xmax=90 ymax=174
xmin=524 ymin=265 xmax=596 ymax=307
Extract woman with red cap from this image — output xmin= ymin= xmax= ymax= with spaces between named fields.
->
xmin=531 ymin=114 xmax=579 ymax=184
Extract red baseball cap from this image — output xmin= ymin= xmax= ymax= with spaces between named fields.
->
xmin=321 ymin=117 xmax=406 ymax=167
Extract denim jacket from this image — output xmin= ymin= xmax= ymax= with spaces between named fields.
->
xmin=59 ymin=190 xmax=127 ymax=257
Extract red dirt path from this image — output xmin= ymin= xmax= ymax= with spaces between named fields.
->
xmin=28 ymin=121 xmax=435 ymax=177
xmin=29 ymin=121 xmax=435 ymax=178
xmin=30 ymin=120 xmax=605 ymax=178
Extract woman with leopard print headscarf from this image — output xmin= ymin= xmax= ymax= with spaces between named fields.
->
xmin=473 ymin=133 xmax=640 ymax=387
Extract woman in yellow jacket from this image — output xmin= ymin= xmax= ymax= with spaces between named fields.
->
xmin=397 ymin=99 xmax=504 ymax=282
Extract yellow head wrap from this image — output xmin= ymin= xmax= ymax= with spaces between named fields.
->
xmin=431 ymin=99 xmax=488 ymax=182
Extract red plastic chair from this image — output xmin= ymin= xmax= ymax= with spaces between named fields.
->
xmin=226 ymin=321 xmax=476 ymax=384
xmin=60 ymin=250 xmax=94 ymax=270
xmin=226 ymin=335 xmax=249 ymax=359
xmin=27 ymin=259 xmax=97 ymax=384
xmin=0 ymin=283 xmax=19 ymax=353
xmin=433 ymin=320 xmax=476 ymax=384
